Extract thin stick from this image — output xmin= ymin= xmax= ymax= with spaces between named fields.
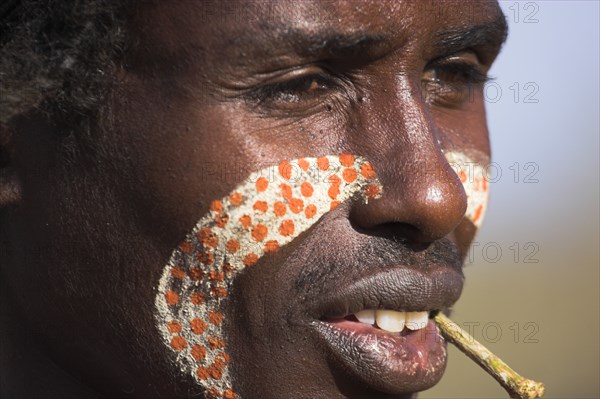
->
xmin=434 ymin=313 xmax=545 ymax=399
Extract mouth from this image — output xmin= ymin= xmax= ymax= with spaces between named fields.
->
xmin=310 ymin=266 xmax=463 ymax=394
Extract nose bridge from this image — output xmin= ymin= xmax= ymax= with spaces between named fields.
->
xmin=360 ymin=74 xmax=438 ymax=161
xmin=349 ymin=75 xmax=467 ymax=242
xmin=364 ymin=75 xmax=456 ymax=186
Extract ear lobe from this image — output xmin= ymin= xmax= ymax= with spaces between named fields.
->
xmin=0 ymin=126 xmax=22 ymax=207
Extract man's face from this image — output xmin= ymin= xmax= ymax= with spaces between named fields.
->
xmin=3 ymin=1 xmax=506 ymax=398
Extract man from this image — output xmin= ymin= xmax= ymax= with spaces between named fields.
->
xmin=0 ymin=1 xmax=507 ymax=398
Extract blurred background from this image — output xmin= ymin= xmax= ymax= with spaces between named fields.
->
xmin=422 ymin=1 xmax=600 ymax=398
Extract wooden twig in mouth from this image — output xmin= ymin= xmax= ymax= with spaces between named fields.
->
xmin=434 ymin=312 xmax=545 ymax=399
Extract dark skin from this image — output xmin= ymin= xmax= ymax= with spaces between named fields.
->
xmin=0 ymin=1 xmax=507 ymax=398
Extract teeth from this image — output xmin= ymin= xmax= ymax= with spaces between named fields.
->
xmin=351 ymin=309 xmax=430 ymax=332
xmin=405 ymin=311 xmax=429 ymax=331
xmin=354 ymin=309 xmax=375 ymax=325
xmin=375 ymin=310 xmax=406 ymax=332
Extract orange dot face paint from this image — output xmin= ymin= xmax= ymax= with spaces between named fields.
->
xmin=444 ymin=151 xmax=490 ymax=228
xmin=155 ymin=152 xmax=487 ymax=398
xmin=155 ymin=155 xmax=382 ymax=398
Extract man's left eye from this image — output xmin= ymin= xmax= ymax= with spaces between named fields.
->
xmin=422 ymin=57 xmax=490 ymax=107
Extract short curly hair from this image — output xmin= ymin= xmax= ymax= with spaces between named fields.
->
xmin=0 ymin=0 xmax=131 ymax=129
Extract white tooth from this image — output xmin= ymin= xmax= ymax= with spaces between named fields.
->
xmin=405 ymin=311 xmax=429 ymax=331
xmin=354 ymin=309 xmax=376 ymax=325
xmin=375 ymin=310 xmax=406 ymax=332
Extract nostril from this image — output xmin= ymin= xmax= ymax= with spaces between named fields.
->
xmin=349 ymin=216 xmax=438 ymax=250
xmin=347 ymin=151 xmax=469 ymax=244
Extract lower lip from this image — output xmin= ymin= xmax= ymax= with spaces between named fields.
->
xmin=313 ymin=318 xmax=447 ymax=394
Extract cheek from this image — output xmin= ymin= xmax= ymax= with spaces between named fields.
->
xmin=444 ymin=151 xmax=490 ymax=228
xmin=153 ymin=153 xmax=382 ymax=397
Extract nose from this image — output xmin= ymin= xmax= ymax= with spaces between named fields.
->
xmin=349 ymin=79 xmax=467 ymax=244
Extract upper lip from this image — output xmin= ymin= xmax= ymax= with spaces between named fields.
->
xmin=310 ymin=263 xmax=464 ymax=320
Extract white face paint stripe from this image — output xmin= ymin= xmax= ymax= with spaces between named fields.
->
xmin=444 ymin=151 xmax=490 ymax=228
xmin=154 ymin=151 xmax=487 ymax=398
xmin=155 ymin=154 xmax=382 ymax=398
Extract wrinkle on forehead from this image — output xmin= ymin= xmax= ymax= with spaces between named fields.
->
xmin=130 ymin=1 xmax=505 ymax=77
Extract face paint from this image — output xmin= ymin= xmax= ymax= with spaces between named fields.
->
xmin=155 ymin=154 xmax=383 ymax=398
xmin=444 ymin=151 xmax=490 ymax=228
xmin=155 ymin=151 xmax=488 ymax=398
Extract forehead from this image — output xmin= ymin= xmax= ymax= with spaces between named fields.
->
xmin=131 ymin=0 xmax=506 ymax=71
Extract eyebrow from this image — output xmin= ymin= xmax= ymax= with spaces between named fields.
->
xmin=230 ymin=12 xmax=508 ymax=74
xmin=290 ymin=32 xmax=392 ymax=60
xmin=432 ymin=14 xmax=509 ymax=61
xmin=268 ymin=15 xmax=507 ymax=63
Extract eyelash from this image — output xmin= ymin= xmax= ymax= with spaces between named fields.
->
xmin=247 ymin=73 xmax=339 ymax=105
xmin=428 ymin=62 xmax=491 ymax=85
xmin=422 ymin=61 xmax=491 ymax=107
xmin=245 ymin=61 xmax=490 ymax=109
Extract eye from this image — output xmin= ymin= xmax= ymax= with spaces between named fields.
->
xmin=422 ymin=55 xmax=490 ymax=107
xmin=245 ymin=68 xmax=345 ymax=113
xmin=251 ymin=75 xmax=330 ymax=102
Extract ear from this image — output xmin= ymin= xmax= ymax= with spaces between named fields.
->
xmin=0 ymin=123 xmax=22 ymax=206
